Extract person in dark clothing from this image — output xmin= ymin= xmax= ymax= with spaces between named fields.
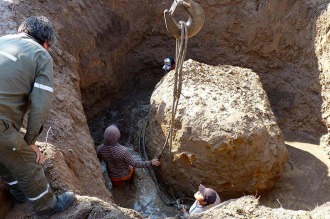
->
xmin=0 ymin=16 xmax=74 ymax=216
xmin=97 ymin=124 xmax=160 ymax=188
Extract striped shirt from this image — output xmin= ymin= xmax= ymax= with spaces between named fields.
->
xmin=97 ymin=144 xmax=151 ymax=178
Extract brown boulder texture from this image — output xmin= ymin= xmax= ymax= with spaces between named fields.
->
xmin=147 ymin=60 xmax=288 ymax=198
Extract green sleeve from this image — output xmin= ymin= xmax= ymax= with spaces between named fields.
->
xmin=24 ymin=55 xmax=54 ymax=145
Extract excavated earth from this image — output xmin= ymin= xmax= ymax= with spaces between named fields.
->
xmin=1 ymin=0 xmax=330 ymax=218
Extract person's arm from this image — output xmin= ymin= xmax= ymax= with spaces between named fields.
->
xmin=96 ymin=145 xmax=104 ymax=162
xmin=122 ymin=149 xmax=160 ymax=168
xmin=122 ymin=149 xmax=151 ymax=168
xmin=29 ymin=144 xmax=44 ymax=164
xmin=24 ymin=55 xmax=54 ymax=145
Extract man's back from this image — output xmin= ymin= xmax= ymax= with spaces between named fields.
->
xmin=97 ymin=144 xmax=132 ymax=178
xmin=97 ymin=143 xmax=152 ymax=178
xmin=0 ymin=33 xmax=53 ymax=130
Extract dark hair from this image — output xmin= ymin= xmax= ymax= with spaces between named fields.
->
xmin=18 ymin=16 xmax=56 ymax=46
xmin=168 ymin=57 xmax=175 ymax=65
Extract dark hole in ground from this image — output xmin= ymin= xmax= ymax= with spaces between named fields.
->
xmin=88 ymin=75 xmax=183 ymax=218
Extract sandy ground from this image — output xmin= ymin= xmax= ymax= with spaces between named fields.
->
xmin=259 ymin=131 xmax=330 ymax=210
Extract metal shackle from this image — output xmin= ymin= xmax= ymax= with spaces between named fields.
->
xmin=164 ymin=0 xmax=205 ymax=38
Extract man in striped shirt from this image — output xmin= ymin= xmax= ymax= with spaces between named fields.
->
xmin=0 ymin=16 xmax=74 ymax=216
xmin=97 ymin=124 xmax=160 ymax=188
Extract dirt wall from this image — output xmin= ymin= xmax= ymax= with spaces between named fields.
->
xmin=72 ymin=0 xmax=330 ymax=140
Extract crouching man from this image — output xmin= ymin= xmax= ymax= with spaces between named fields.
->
xmin=0 ymin=16 xmax=75 ymax=216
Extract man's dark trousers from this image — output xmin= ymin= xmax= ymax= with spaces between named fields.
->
xmin=0 ymin=120 xmax=56 ymax=212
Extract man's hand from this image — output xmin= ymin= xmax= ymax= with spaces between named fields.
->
xmin=151 ymin=158 xmax=160 ymax=166
xmin=29 ymin=144 xmax=44 ymax=164
xmin=180 ymin=207 xmax=187 ymax=213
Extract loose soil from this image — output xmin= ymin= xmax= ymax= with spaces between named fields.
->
xmin=260 ymin=131 xmax=330 ymax=210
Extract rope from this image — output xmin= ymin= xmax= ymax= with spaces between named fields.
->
xmin=139 ymin=118 xmax=176 ymax=206
xmin=136 ymin=21 xmax=190 ymax=207
xmin=45 ymin=126 xmax=52 ymax=146
xmin=139 ymin=118 xmax=194 ymax=208
xmin=158 ymin=21 xmax=189 ymax=160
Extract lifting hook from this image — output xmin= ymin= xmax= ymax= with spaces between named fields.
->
xmin=164 ymin=0 xmax=205 ymax=39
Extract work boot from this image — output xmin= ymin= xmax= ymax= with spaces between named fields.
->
xmin=37 ymin=191 xmax=75 ymax=216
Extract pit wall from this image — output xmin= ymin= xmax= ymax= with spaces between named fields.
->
xmin=13 ymin=0 xmax=327 ymax=140
xmin=74 ymin=0 xmax=330 ymax=139
xmin=317 ymin=5 xmax=330 ymax=145
xmin=0 ymin=0 xmax=329 ymax=217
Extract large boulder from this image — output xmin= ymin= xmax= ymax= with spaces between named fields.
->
xmin=147 ymin=60 xmax=288 ymax=198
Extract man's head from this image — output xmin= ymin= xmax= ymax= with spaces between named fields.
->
xmin=104 ymin=124 xmax=121 ymax=146
xmin=18 ymin=16 xmax=56 ymax=50
xmin=162 ymin=57 xmax=175 ymax=73
xmin=194 ymin=184 xmax=217 ymax=205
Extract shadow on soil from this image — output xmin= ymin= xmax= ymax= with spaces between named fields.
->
xmin=259 ymin=144 xmax=330 ymax=210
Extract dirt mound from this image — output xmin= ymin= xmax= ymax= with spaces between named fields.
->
xmin=5 ymin=195 xmax=142 ymax=219
xmin=172 ymin=196 xmax=330 ymax=219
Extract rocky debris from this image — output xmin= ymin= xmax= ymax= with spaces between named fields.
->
xmin=147 ymin=60 xmax=288 ymax=198
xmin=168 ymin=196 xmax=330 ymax=219
xmin=5 ymin=195 xmax=143 ymax=219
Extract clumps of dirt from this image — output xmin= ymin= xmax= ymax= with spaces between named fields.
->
xmin=176 ymin=196 xmax=330 ymax=219
xmin=5 ymin=195 xmax=143 ymax=219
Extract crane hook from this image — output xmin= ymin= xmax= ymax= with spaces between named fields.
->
xmin=164 ymin=0 xmax=205 ymax=39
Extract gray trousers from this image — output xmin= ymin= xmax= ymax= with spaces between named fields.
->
xmin=0 ymin=120 xmax=56 ymax=212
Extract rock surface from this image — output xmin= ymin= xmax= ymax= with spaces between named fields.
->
xmin=147 ymin=60 xmax=288 ymax=198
